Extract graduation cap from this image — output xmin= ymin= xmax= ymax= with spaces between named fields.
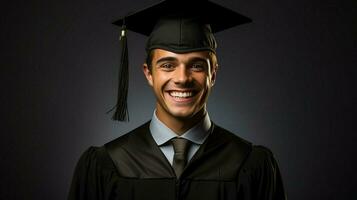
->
xmin=110 ymin=0 xmax=252 ymax=121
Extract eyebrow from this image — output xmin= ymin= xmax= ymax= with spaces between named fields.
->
xmin=155 ymin=56 xmax=208 ymax=65
xmin=155 ymin=57 xmax=178 ymax=65
xmin=189 ymin=57 xmax=209 ymax=64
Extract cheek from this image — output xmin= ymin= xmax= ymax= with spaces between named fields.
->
xmin=152 ymin=73 xmax=168 ymax=91
xmin=201 ymin=76 xmax=214 ymax=96
xmin=200 ymin=74 xmax=213 ymax=88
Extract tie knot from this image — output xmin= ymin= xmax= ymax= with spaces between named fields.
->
xmin=171 ymin=138 xmax=191 ymax=154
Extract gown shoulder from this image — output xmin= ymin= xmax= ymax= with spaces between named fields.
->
xmin=67 ymin=146 xmax=118 ymax=200
xmin=238 ymin=145 xmax=287 ymax=200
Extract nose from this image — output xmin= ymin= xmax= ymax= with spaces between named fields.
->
xmin=173 ymin=65 xmax=191 ymax=85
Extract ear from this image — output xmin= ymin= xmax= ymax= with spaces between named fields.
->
xmin=210 ymin=64 xmax=218 ymax=86
xmin=142 ymin=63 xmax=153 ymax=87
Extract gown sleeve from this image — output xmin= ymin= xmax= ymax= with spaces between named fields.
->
xmin=67 ymin=146 xmax=118 ymax=200
xmin=238 ymin=145 xmax=287 ymax=200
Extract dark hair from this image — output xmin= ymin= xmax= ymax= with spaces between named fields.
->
xmin=145 ymin=50 xmax=219 ymax=72
xmin=145 ymin=50 xmax=155 ymax=71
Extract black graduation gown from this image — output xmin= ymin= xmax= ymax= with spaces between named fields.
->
xmin=68 ymin=122 xmax=286 ymax=200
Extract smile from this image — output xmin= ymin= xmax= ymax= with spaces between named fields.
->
xmin=169 ymin=91 xmax=195 ymax=98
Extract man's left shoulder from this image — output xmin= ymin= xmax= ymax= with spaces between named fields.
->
xmin=247 ymin=145 xmax=281 ymax=168
xmin=212 ymin=124 xmax=252 ymax=147
xmin=212 ymin=124 xmax=279 ymax=164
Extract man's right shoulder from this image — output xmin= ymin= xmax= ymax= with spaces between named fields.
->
xmin=104 ymin=121 xmax=151 ymax=150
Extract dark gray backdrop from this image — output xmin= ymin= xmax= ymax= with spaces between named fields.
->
xmin=2 ymin=0 xmax=356 ymax=199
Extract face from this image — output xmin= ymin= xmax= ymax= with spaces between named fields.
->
xmin=143 ymin=49 xmax=217 ymax=121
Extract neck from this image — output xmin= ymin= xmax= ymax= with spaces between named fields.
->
xmin=155 ymin=107 xmax=207 ymax=135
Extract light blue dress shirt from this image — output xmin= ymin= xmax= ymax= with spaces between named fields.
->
xmin=149 ymin=111 xmax=212 ymax=165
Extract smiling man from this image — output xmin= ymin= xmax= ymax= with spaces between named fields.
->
xmin=68 ymin=1 xmax=286 ymax=200
xmin=143 ymin=49 xmax=216 ymax=134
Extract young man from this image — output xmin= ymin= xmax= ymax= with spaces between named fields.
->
xmin=68 ymin=1 xmax=286 ymax=199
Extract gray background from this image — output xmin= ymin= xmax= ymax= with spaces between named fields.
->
xmin=2 ymin=0 xmax=356 ymax=199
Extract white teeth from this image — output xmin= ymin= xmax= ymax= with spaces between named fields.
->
xmin=169 ymin=91 xmax=193 ymax=98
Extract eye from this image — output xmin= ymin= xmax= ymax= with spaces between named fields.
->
xmin=191 ymin=63 xmax=205 ymax=71
xmin=160 ymin=62 xmax=175 ymax=71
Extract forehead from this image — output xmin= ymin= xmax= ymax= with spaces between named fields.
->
xmin=151 ymin=49 xmax=211 ymax=63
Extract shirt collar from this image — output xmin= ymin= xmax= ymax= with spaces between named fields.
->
xmin=149 ymin=110 xmax=212 ymax=146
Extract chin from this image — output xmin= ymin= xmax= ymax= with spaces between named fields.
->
xmin=165 ymin=107 xmax=195 ymax=119
xmin=167 ymin=105 xmax=204 ymax=120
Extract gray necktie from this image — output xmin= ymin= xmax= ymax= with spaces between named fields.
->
xmin=171 ymin=138 xmax=191 ymax=178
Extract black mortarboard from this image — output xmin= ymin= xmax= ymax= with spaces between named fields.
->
xmin=110 ymin=0 xmax=251 ymax=121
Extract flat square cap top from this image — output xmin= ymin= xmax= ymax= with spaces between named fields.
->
xmin=113 ymin=0 xmax=251 ymax=53
xmin=113 ymin=0 xmax=252 ymax=36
